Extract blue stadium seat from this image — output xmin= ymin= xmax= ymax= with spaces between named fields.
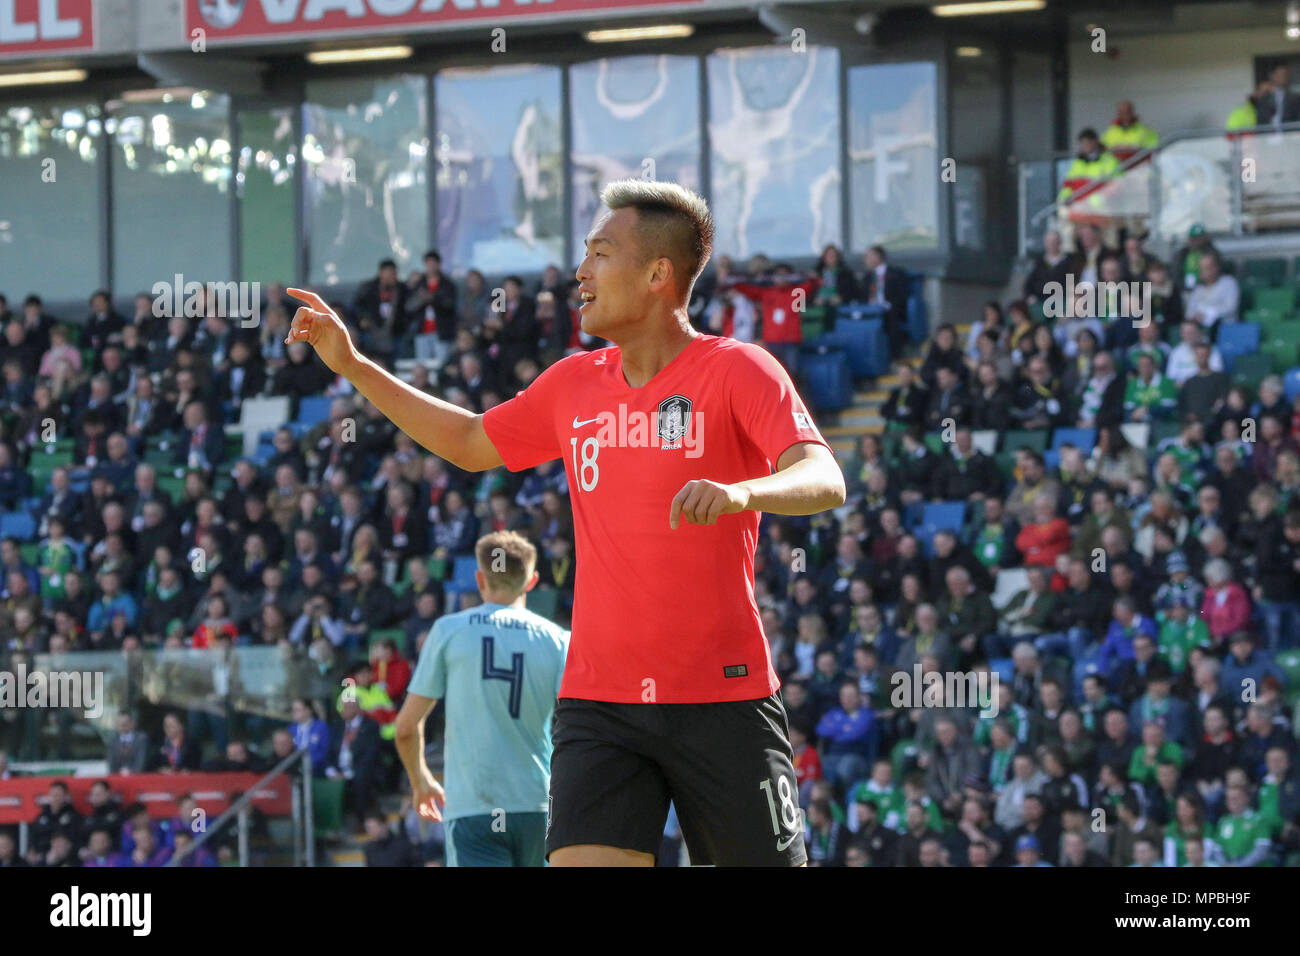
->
xmin=815 ymin=317 xmax=889 ymax=378
xmin=800 ymin=347 xmax=853 ymax=411
xmin=835 ymin=302 xmax=885 ymax=323
xmin=989 ymin=657 xmax=1015 ymax=685
xmin=1217 ymin=322 xmax=1260 ymax=371
xmin=1051 ymin=427 xmax=1096 ymax=453
xmin=0 ymin=511 xmax=37 ymax=542
xmin=1043 ymin=448 xmax=1061 ymax=472
xmin=915 ymin=502 xmax=965 ymax=558
xmin=1286 ymin=368 xmax=1300 ymax=404
xmin=450 ymin=556 xmax=479 ymax=592
xmin=921 ymin=501 xmax=966 ymax=534
xmin=296 ymin=396 xmax=332 ymax=427
xmin=906 ymin=275 xmax=929 ymax=344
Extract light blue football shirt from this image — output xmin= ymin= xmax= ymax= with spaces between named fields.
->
xmin=409 ymin=601 xmax=569 ymax=821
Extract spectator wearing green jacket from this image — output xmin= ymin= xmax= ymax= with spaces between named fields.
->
xmin=936 ymin=565 xmax=998 ymax=666
xmin=1124 ymin=353 xmax=1179 ymax=421
xmin=1157 ymin=591 xmax=1210 ymax=674
xmin=1214 ymin=784 xmax=1274 ymax=866
xmin=1129 ymin=720 xmax=1184 ymax=786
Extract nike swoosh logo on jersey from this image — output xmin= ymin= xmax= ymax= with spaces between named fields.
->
xmin=572 ymin=415 xmax=602 ymax=428
xmin=777 ymin=832 xmax=800 ymax=852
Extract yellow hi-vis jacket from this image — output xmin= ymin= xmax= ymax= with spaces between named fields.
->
xmin=1101 ymin=121 xmax=1159 ymax=159
xmin=1058 ymin=150 xmax=1120 ymax=202
xmin=1226 ymin=101 xmax=1257 ymax=133
xmin=337 ymin=682 xmax=398 ymax=740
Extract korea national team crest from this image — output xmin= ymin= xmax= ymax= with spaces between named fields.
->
xmin=656 ymin=394 xmax=692 ymax=449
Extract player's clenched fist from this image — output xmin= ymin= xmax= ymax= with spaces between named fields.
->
xmin=669 ymin=479 xmax=750 ymax=529
xmin=285 ymin=287 xmax=358 ymax=374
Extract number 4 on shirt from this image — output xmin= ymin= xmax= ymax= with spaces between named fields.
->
xmin=481 ymin=636 xmax=524 ymax=719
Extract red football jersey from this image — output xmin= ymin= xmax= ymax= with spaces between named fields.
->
xmin=482 ymin=334 xmax=829 ymax=704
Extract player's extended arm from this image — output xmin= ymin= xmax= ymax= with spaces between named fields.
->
xmin=285 ymin=288 xmax=504 ymax=472
xmin=393 ymin=692 xmax=446 ymax=821
xmin=669 ymin=441 xmax=846 ymax=528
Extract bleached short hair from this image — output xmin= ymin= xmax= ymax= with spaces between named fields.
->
xmin=600 ymin=178 xmax=714 ymax=296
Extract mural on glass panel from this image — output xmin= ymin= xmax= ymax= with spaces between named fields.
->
xmin=436 ymin=65 xmax=564 ymax=275
xmin=707 ymin=46 xmax=841 ymax=260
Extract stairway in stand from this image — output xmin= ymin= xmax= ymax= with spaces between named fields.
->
xmin=818 ymin=322 xmax=966 ymax=462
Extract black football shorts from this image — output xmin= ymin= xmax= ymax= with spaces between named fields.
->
xmin=545 ymin=693 xmax=807 ymax=866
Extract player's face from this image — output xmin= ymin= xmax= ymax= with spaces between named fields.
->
xmin=576 ymin=207 xmax=658 ymax=339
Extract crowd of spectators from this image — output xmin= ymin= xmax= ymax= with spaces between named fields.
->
xmin=763 ymin=223 xmax=1300 ymax=867
xmin=2 ymin=202 xmax=1299 ymax=867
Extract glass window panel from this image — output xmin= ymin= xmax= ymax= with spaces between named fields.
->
xmin=0 ymin=101 xmax=100 ymax=296
xmin=848 ymin=61 xmax=939 ymax=252
xmin=707 ymin=45 xmax=841 ymax=260
xmin=569 ymin=55 xmax=700 ymax=265
xmin=238 ymin=107 xmax=297 ymax=285
xmin=303 ymin=75 xmax=428 ymax=287
xmin=108 ymin=91 xmax=232 ymax=295
xmin=436 ymin=64 xmax=563 ymax=274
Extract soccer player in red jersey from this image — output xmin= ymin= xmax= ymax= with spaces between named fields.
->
xmin=284 ymin=179 xmax=845 ymax=866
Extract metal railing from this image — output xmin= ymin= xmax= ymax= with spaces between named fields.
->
xmin=166 ymin=746 xmax=315 ymax=867
xmin=1 ymin=645 xmax=340 ymax=763
xmin=1019 ymin=120 xmax=1300 ymax=256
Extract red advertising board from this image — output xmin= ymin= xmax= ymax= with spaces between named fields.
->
xmin=187 ymin=0 xmax=701 ymax=41
xmin=0 ymin=772 xmax=295 ymax=825
xmin=0 ymin=0 xmax=94 ymax=57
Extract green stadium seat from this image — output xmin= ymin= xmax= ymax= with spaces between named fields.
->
xmin=525 ymin=586 xmax=560 ymax=620
xmin=1245 ymin=307 xmax=1289 ymax=328
xmin=1150 ymin=419 xmax=1183 ymax=447
xmin=882 ymin=431 xmax=906 ymax=465
xmin=1262 ymin=326 xmax=1300 ymax=371
xmin=1252 ymin=287 xmax=1297 ymax=315
xmin=20 ymin=542 xmax=40 ymax=566
xmin=29 ymin=449 xmax=72 ymax=472
xmin=369 ymin=627 xmax=407 ymax=656
xmin=1240 ymin=258 xmax=1289 ymax=288
xmin=995 ymin=451 xmax=1018 ymax=480
xmin=143 ymin=446 xmax=174 ymax=468
xmin=428 ymin=556 xmax=447 ymax=580
xmin=1231 ymin=352 xmax=1274 ymax=390
xmin=156 ymin=474 xmax=187 ymax=502
xmin=1276 ymin=650 xmax=1300 ymax=690
xmin=801 ymin=304 xmax=829 ymax=341
xmin=924 ymin=433 xmax=946 ymax=455
xmin=310 ymin=777 xmax=345 ymax=837
xmin=1001 ymin=429 xmax=1048 ymax=453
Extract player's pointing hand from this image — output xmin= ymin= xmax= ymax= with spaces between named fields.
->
xmin=669 ymin=479 xmax=750 ymax=529
xmin=285 ymin=287 xmax=359 ymax=375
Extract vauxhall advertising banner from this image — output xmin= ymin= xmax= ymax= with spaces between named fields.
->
xmin=186 ymin=0 xmax=705 ymax=43
xmin=0 ymin=0 xmax=94 ymax=56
